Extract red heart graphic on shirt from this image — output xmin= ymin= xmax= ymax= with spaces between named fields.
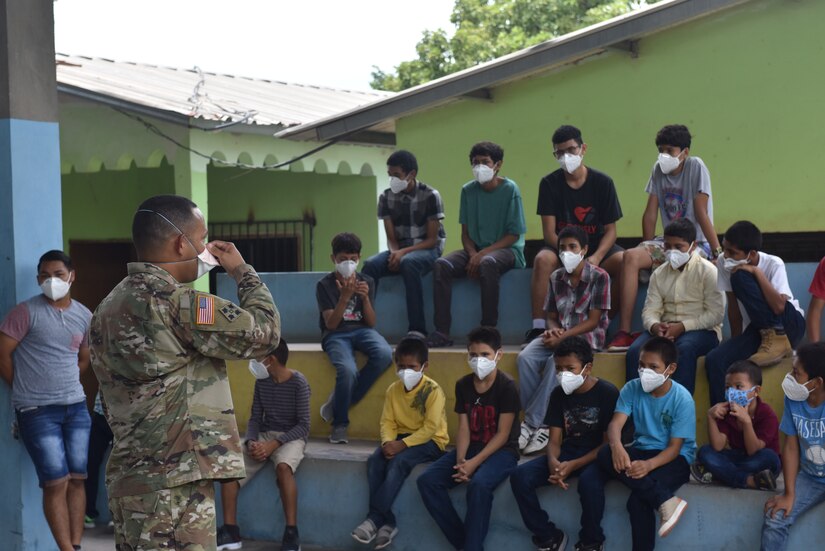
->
xmin=574 ymin=206 xmax=592 ymax=222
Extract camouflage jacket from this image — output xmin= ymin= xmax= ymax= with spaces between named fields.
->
xmin=90 ymin=263 xmax=280 ymax=497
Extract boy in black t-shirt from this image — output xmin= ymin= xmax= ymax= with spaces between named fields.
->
xmin=316 ymin=232 xmax=393 ymax=444
xmin=510 ymin=336 xmax=619 ymax=551
xmin=526 ymin=125 xmax=624 ymax=344
xmin=417 ymin=326 xmax=520 ymax=551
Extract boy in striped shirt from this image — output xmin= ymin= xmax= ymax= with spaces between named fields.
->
xmin=217 ymin=339 xmax=310 ymax=551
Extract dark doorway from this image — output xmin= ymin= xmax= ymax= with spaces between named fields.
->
xmin=69 ymin=240 xmax=137 ymax=313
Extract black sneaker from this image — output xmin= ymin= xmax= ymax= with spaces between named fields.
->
xmin=281 ymin=525 xmax=301 ymax=551
xmin=216 ymin=524 xmax=242 ymax=550
xmin=755 ymin=469 xmax=778 ymax=491
xmin=524 ymin=328 xmax=545 ymax=344
xmin=574 ymin=542 xmax=604 ymax=551
xmin=534 ymin=529 xmax=568 ymax=551
xmin=689 ymin=462 xmax=713 ymax=484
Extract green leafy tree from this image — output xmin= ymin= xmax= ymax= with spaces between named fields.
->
xmin=371 ymin=0 xmax=655 ymax=91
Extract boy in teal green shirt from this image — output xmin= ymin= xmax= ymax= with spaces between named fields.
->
xmin=427 ymin=141 xmax=526 ymax=347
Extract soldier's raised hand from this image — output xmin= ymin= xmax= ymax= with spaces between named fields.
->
xmin=207 ymin=241 xmax=246 ymax=279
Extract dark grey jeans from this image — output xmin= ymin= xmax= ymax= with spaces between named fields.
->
xmin=432 ymin=248 xmax=515 ymax=335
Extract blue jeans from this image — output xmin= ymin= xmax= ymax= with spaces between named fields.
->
xmin=322 ymin=328 xmax=393 ymax=426
xmin=517 ymin=337 xmax=558 ymax=428
xmin=367 ymin=438 xmax=443 ymax=528
xmin=16 ymin=401 xmax=92 ymax=487
xmin=362 ymin=248 xmax=439 ymax=334
xmin=417 ymin=448 xmax=518 ymax=551
xmin=510 ymin=445 xmax=592 ymax=542
xmin=706 ymin=270 xmax=805 ymax=404
xmin=578 ymin=445 xmax=689 ymax=550
xmin=761 ymin=471 xmax=825 ymax=550
xmin=626 ymin=329 xmax=719 ymax=394
xmin=696 ymin=445 xmax=780 ymax=488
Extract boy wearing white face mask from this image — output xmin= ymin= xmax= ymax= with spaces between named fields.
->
xmin=762 ymin=342 xmax=825 ymax=550
xmin=417 ymin=326 xmax=520 ymax=551
xmin=217 ymin=339 xmax=309 ymax=551
xmin=510 ymin=336 xmax=619 ymax=551
xmin=518 ymin=226 xmax=611 ymax=455
xmin=363 ymin=150 xmax=446 ymax=338
xmin=578 ymin=337 xmax=695 ymax=551
xmin=624 ymin=219 xmax=724 ymax=394
xmin=316 ymin=232 xmax=393 ymax=444
xmin=528 ymin=125 xmax=624 ymax=345
xmin=351 ymin=337 xmax=447 ymax=549
xmin=427 ymin=141 xmax=527 ymax=348
xmin=705 ymin=220 xmax=806 ymax=406
xmin=609 ymin=124 xmax=722 ymax=352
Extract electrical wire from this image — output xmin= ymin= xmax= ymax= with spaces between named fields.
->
xmin=113 ymin=107 xmax=340 ymax=171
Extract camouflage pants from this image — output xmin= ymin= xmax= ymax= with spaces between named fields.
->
xmin=110 ymin=480 xmax=216 ymax=551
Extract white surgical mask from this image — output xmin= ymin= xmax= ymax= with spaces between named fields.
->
xmin=389 ymin=176 xmax=409 ymax=194
xmin=665 ymin=247 xmax=692 ymax=270
xmin=559 ymin=251 xmax=584 ymax=273
xmin=558 ymin=153 xmax=582 ymax=174
xmin=472 ymin=164 xmax=495 ymax=184
xmin=336 ymin=260 xmax=358 ymax=279
xmin=721 ymin=254 xmax=748 ymax=273
xmin=638 ymin=367 xmax=670 ymax=393
xmin=40 ymin=277 xmax=71 ymax=301
xmin=657 ymin=152 xmax=682 ymax=175
xmin=397 ymin=368 xmax=424 ymax=391
xmin=248 ymin=360 xmax=270 ymax=380
xmin=469 ymin=356 xmax=497 ymax=379
xmin=196 ymin=247 xmax=220 ymax=279
xmin=556 ymin=368 xmax=587 ymax=395
xmin=782 ymin=373 xmax=814 ymax=402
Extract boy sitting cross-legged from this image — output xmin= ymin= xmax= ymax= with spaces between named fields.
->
xmin=692 ymin=360 xmax=780 ymax=490
xmin=510 ymin=335 xmax=619 ymax=551
xmin=417 ymin=326 xmax=521 ymax=551
xmin=351 ymin=336 xmax=448 ymax=550
xmin=577 ymin=337 xmax=695 ymax=551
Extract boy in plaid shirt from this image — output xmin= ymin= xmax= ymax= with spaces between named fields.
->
xmin=517 ymin=225 xmax=611 ymax=454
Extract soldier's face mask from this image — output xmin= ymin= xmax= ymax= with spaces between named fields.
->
xmin=136 ymin=209 xmax=220 ymax=280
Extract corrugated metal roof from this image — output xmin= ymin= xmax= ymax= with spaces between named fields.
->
xmin=55 ymin=53 xmax=392 ymax=129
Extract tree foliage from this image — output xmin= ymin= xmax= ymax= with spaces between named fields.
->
xmin=371 ymin=0 xmax=654 ymax=91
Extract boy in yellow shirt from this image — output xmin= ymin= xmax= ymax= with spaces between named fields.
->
xmin=351 ymin=336 xmax=448 ymax=549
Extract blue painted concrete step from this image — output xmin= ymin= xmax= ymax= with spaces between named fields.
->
xmin=223 ymin=439 xmax=821 ymax=550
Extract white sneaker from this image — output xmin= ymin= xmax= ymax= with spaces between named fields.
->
xmin=658 ymin=496 xmax=687 ymax=537
xmin=523 ymin=427 xmax=550 ymax=455
xmin=352 ymin=518 xmax=378 ymax=544
xmin=519 ymin=422 xmax=535 ymax=450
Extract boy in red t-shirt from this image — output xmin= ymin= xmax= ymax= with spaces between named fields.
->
xmin=692 ymin=360 xmax=781 ymax=489
xmin=807 ymin=256 xmax=825 ymax=342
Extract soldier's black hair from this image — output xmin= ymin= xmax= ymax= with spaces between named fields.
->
xmin=132 ymin=195 xmax=199 ymax=254
xmin=37 ymin=250 xmax=73 ymax=272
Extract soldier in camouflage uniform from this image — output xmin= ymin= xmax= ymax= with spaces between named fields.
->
xmin=90 ymin=195 xmax=280 ymax=550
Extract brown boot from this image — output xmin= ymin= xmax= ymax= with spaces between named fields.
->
xmin=749 ymin=328 xmax=792 ymax=367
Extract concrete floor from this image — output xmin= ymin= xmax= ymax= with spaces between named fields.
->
xmin=81 ymin=524 xmax=344 ymax=550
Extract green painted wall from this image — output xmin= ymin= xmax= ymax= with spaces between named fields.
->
xmin=207 ymin=166 xmax=379 ymax=271
xmin=61 ymin=164 xmax=175 ymax=250
xmin=397 ymin=0 xmax=825 ymax=254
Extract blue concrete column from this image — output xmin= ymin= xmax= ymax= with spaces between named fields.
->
xmin=0 ymin=1 xmax=65 ymax=549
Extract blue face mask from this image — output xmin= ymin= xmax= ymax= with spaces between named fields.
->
xmin=726 ymin=387 xmax=755 ymax=408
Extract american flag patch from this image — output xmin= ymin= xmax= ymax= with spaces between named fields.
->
xmin=196 ymin=295 xmax=214 ymax=325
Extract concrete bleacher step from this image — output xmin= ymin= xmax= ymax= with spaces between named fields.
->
xmin=227 ymin=347 xmax=792 ymax=447
xmin=223 ymin=438 xmax=820 ymax=551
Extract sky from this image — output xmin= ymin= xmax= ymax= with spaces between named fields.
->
xmin=53 ymin=0 xmax=455 ymax=91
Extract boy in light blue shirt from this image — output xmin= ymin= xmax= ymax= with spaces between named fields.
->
xmin=762 ymin=342 xmax=825 ymax=551
xmin=577 ymin=336 xmax=695 ymax=551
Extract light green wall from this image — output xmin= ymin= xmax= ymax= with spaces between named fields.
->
xmin=397 ymin=0 xmax=825 ymax=253
xmin=206 ymin=166 xmax=379 ymax=270
xmin=61 ymin=165 xmax=175 ymax=250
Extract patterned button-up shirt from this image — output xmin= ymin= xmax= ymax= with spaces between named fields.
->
xmin=377 ymin=181 xmax=446 ymax=253
xmin=545 ymin=261 xmax=611 ymax=350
